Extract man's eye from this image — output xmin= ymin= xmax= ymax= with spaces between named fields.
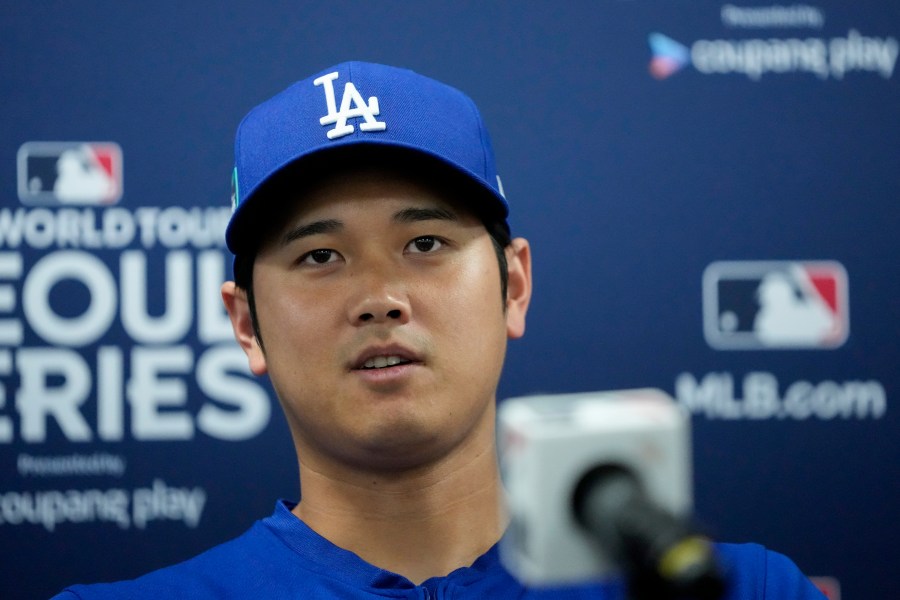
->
xmin=300 ymin=249 xmax=339 ymax=265
xmin=407 ymin=236 xmax=444 ymax=254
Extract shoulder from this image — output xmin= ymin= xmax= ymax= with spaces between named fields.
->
xmin=51 ymin=505 xmax=316 ymax=599
xmin=52 ymin=525 xmax=270 ymax=598
xmin=507 ymin=543 xmax=824 ymax=600
xmin=716 ymin=543 xmax=825 ymax=599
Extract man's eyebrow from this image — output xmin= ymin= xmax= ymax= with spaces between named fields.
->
xmin=280 ymin=219 xmax=343 ymax=246
xmin=393 ymin=206 xmax=458 ymax=224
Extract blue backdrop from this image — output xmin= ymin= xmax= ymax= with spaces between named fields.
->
xmin=2 ymin=2 xmax=897 ymax=598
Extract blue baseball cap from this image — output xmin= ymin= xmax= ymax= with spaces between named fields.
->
xmin=227 ymin=61 xmax=508 ymax=254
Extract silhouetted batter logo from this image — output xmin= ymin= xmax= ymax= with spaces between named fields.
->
xmin=703 ymin=261 xmax=849 ymax=349
xmin=17 ymin=142 xmax=123 ymax=205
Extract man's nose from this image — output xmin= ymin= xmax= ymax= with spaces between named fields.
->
xmin=346 ymin=265 xmax=411 ymax=326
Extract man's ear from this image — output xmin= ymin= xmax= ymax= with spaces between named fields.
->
xmin=221 ymin=281 xmax=268 ymax=375
xmin=504 ymin=237 xmax=532 ymax=339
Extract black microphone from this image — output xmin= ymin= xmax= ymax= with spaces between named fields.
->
xmin=573 ymin=465 xmax=725 ymax=599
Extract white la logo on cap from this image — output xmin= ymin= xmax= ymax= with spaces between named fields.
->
xmin=314 ymin=71 xmax=387 ymax=140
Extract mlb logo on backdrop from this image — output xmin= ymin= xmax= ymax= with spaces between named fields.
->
xmin=17 ymin=142 xmax=123 ymax=205
xmin=703 ymin=261 xmax=849 ymax=350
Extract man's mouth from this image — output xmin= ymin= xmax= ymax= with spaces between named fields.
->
xmin=360 ymin=355 xmax=412 ymax=370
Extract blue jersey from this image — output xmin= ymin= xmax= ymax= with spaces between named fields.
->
xmin=54 ymin=501 xmax=824 ymax=599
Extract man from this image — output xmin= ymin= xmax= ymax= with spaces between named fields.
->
xmin=54 ymin=61 xmax=824 ymax=598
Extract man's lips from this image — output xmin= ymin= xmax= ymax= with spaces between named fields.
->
xmin=360 ymin=355 xmax=411 ymax=369
xmin=350 ymin=344 xmax=424 ymax=371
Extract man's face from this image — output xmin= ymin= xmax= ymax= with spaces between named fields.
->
xmin=229 ymin=168 xmax=530 ymax=473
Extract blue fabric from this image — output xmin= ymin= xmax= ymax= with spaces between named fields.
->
xmin=227 ymin=61 xmax=508 ymax=254
xmin=54 ymin=501 xmax=824 ymax=599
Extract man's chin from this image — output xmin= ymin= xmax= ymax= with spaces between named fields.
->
xmin=344 ymin=425 xmax=461 ymax=475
